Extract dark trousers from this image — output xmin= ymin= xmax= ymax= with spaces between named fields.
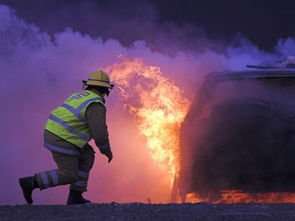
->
xmin=35 ymin=144 xmax=95 ymax=192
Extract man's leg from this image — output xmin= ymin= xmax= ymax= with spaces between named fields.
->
xmin=35 ymin=151 xmax=79 ymax=189
xmin=19 ymin=151 xmax=80 ymax=204
xmin=67 ymin=144 xmax=95 ymax=204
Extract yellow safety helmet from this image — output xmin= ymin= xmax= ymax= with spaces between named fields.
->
xmin=82 ymin=70 xmax=114 ymax=88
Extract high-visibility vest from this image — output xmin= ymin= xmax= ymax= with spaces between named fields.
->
xmin=45 ymin=90 xmax=104 ymax=148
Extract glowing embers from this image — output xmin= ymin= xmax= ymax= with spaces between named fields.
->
xmin=106 ymin=58 xmax=190 ymax=185
xmin=186 ymin=191 xmax=295 ymax=203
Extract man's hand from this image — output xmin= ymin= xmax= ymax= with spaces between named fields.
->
xmin=99 ymin=147 xmax=113 ymax=163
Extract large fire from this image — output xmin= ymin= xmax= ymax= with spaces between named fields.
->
xmin=105 ymin=58 xmax=190 ymax=186
xmin=186 ymin=191 xmax=295 ymax=203
xmin=104 ymin=57 xmax=295 ymax=204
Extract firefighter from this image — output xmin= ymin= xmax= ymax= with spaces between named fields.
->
xmin=18 ymin=70 xmax=113 ymax=205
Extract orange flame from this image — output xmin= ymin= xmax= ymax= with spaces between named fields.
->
xmin=105 ymin=58 xmax=295 ymax=204
xmin=105 ymin=57 xmax=190 ymax=185
xmin=186 ymin=191 xmax=295 ymax=203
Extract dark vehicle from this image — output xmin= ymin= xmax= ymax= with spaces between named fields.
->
xmin=177 ymin=57 xmax=295 ymax=202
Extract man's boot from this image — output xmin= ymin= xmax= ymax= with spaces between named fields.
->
xmin=18 ymin=176 xmax=38 ymax=204
xmin=67 ymin=189 xmax=91 ymax=205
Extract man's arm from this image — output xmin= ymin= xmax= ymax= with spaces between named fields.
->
xmin=86 ymin=103 xmax=113 ymax=162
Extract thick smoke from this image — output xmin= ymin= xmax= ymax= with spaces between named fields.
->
xmin=0 ymin=4 xmax=294 ymax=205
xmin=0 ymin=0 xmax=216 ymax=55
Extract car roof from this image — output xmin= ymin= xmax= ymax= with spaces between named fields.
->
xmin=206 ymin=68 xmax=295 ymax=81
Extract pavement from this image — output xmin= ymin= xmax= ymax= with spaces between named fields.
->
xmin=1 ymin=203 xmax=295 ymax=221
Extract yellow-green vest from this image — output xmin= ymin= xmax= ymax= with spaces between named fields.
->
xmin=45 ymin=90 xmax=104 ymax=148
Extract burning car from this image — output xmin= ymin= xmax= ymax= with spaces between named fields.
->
xmin=178 ymin=57 xmax=295 ymax=203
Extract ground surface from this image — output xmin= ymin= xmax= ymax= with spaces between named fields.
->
xmin=1 ymin=203 xmax=295 ymax=221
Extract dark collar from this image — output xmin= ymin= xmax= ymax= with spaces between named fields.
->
xmin=88 ymin=89 xmax=105 ymax=103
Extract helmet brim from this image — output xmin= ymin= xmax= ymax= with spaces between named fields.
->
xmin=82 ymin=80 xmax=114 ymax=88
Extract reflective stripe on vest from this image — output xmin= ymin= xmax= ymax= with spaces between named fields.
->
xmin=48 ymin=114 xmax=90 ymax=141
xmin=45 ymin=90 xmax=104 ymax=148
xmin=60 ymin=97 xmax=103 ymax=122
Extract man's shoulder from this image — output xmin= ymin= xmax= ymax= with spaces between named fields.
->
xmin=87 ymin=102 xmax=106 ymax=111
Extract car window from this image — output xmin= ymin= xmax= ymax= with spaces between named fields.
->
xmin=199 ymin=77 xmax=295 ymax=119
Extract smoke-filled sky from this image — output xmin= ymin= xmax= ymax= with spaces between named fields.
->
xmin=1 ymin=0 xmax=295 ymax=51
xmin=0 ymin=0 xmax=294 ymax=205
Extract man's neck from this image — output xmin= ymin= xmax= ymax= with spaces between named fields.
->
xmin=87 ymin=88 xmax=105 ymax=102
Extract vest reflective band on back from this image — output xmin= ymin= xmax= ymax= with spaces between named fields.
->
xmin=45 ymin=90 xmax=104 ymax=148
xmin=48 ymin=114 xmax=90 ymax=141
